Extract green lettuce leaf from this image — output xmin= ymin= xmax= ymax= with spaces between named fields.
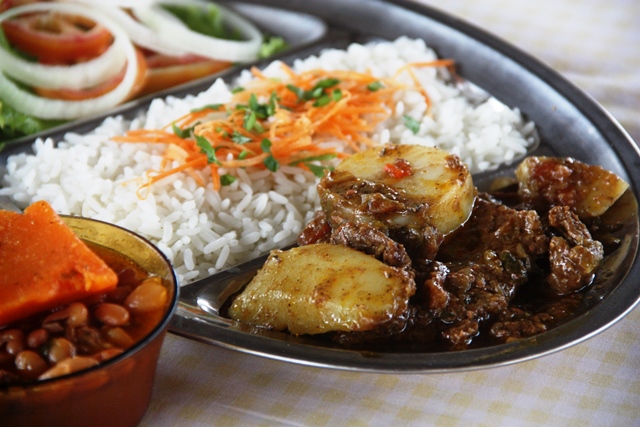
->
xmin=163 ymin=4 xmax=242 ymax=40
xmin=0 ymin=99 xmax=64 ymax=143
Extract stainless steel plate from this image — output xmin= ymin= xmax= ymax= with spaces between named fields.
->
xmin=169 ymin=0 xmax=640 ymax=372
xmin=2 ymin=0 xmax=639 ymax=373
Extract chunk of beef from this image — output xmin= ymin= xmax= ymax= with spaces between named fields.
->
xmin=489 ymin=293 xmax=583 ymax=341
xmin=298 ymin=210 xmax=331 ymax=245
xmin=329 ymin=221 xmax=413 ymax=270
xmin=547 ymin=206 xmax=604 ymax=295
xmin=317 ymin=169 xmax=445 ymax=261
xmin=438 ymin=194 xmax=549 ymax=264
xmin=420 ymin=195 xmax=550 ymax=348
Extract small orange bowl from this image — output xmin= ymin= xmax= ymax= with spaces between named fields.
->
xmin=0 ymin=216 xmax=178 ymax=427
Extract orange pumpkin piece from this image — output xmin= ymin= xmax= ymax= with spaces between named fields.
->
xmin=0 ymin=200 xmax=118 ymax=325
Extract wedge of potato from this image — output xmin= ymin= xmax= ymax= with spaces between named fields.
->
xmin=228 ymin=243 xmax=415 ymax=335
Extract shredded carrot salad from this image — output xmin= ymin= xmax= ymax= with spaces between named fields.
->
xmin=113 ymin=60 xmax=455 ymax=193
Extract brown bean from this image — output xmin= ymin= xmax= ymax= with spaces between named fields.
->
xmin=0 ymin=329 xmax=25 ymax=344
xmin=124 ymin=278 xmax=168 ymax=314
xmin=42 ymin=302 xmax=89 ymax=330
xmin=15 ymin=350 xmax=48 ymax=377
xmin=39 ymin=356 xmax=98 ymax=380
xmin=1 ymin=330 xmax=26 ymax=356
xmin=42 ymin=308 xmax=70 ymax=325
xmin=5 ymin=339 xmax=25 ymax=356
xmin=42 ymin=321 xmax=65 ymax=334
xmin=47 ymin=337 xmax=76 ymax=364
xmin=67 ymin=302 xmax=89 ymax=327
xmin=27 ymin=329 xmax=49 ymax=349
xmin=105 ymin=285 xmax=134 ymax=304
xmin=104 ymin=327 xmax=134 ymax=349
xmin=95 ymin=303 xmax=130 ymax=326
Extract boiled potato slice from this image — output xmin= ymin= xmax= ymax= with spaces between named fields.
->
xmin=227 ymin=243 xmax=415 ymax=335
xmin=331 ymin=144 xmax=475 ymax=236
xmin=516 ymin=156 xmax=629 ymax=218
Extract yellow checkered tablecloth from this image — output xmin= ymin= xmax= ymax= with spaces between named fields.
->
xmin=140 ymin=1 xmax=640 ymax=426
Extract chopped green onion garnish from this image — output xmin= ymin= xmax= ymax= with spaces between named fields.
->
xmin=313 ymin=94 xmax=331 ymax=107
xmin=220 ymin=174 xmax=237 ymax=186
xmin=171 ymin=123 xmax=191 ymax=139
xmin=313 ymin=78 xmax=340 ymax=90
xmin=191 ymin=103 xmax=223 ymax=113
xmin=289 ymin=153 xmax=337 ymax=165
xmin=195 ymin=135 xmax=221 ymax=165
xmin=264 ymin=155 xmax=279 ymax=172
xmin=231 ymin=131 xmax=252 ymax=144
xmin=306 ymin=163 xmax=333 ymax=178
xmin=403 ymin=115 xmax=421 ymax=134
xmin=243 ymin=110 xmax=257 ymax=131
xmin=367 ymin=81 xmax=384 ymax=91
xmin=261 ymin=138 xmax=272 ymax=153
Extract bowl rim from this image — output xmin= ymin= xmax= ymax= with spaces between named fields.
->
xmin=0 ymin=216 xmax=179 ymax=390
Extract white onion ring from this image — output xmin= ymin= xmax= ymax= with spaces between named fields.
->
xmin=0 ymin=3 xmax=138 ymax=120
xmin=0 ymin=24 xmax=126 ymax=90
xmin=132 ymin=0 xmax=262 ymax=63
xmin=62 ymin=0 xmax=187 ymax=57
xmin=75 ymin=0 xmax=154 ymax=7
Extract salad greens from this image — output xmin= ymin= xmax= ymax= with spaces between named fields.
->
xmin=163 ymin=3 xmax=243 ymax=40
xmin=0 ymin=100 xmax=63 ymax=143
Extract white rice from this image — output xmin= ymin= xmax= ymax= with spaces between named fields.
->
xmin=0 ymin=37 xmax=538 ymax=285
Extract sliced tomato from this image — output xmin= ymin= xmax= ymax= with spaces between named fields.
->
xmin=34 ymin=48 xmax=148 ymax=101
xmin=1 ymin=11 xmax=113 ymax=64
xmin=139 ymin=53 xmax=231 ymax=96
